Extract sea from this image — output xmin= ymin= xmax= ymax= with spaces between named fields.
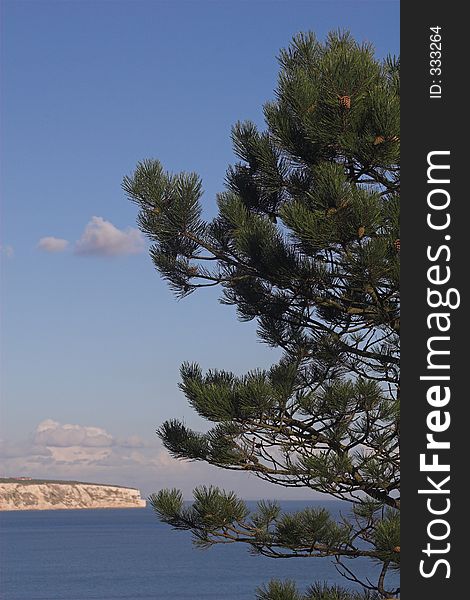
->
xmin=0 ymin=501 xmax=398 ymax=600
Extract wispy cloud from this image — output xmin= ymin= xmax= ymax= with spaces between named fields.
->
xmin=37 ymin=237 xmax=69 ymax=253
xmin=1 ymin=245 xmax=14 ymax=258
xmin=75 ymin=216 xmax=144 ymax=256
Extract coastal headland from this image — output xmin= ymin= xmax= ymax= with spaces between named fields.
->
xmin=0 ymin=478 xmax=146 ymax=511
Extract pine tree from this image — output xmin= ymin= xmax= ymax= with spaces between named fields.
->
xmin=123 ymin=32 xmax=400 ymax=600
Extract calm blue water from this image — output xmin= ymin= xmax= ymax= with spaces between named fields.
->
xmin=0 ymin=502 xmax=397 ymax=599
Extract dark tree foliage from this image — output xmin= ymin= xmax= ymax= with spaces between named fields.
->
xmin=123 ymin=32 xmax=400 ymax=599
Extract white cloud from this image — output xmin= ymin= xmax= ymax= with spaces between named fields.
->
xmin=0 ymin=420 xmax=187 ymax=488
xmin=75 ymin=216 xmax=144 ymax=256
xmin=1 ymin=421 xmax=323 ymax=498
xmin=48 ymin=445 xmax=112 ymax=465
xmin=119 ymin=435 xmax=145 ymax=448
xmin=1 ymin=245 xmax=14 ymax=258
xmin=34 ymin=419 xmax=114 ymax=448
xmin=37 ymin=237 xmax=69 ymax=253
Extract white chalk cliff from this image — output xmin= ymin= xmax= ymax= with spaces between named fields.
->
xmin=0 ymin=479 xmax=146 ymax=511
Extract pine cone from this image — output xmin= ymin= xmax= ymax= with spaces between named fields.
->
xmin=338 ymin=95 xmax=351 ymax=109
xmin=394 ymin=239 xmax=400 ymax=253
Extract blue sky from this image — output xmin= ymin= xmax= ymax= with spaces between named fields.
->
xmin=1 ymin=0 xmax=399 ymax=497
